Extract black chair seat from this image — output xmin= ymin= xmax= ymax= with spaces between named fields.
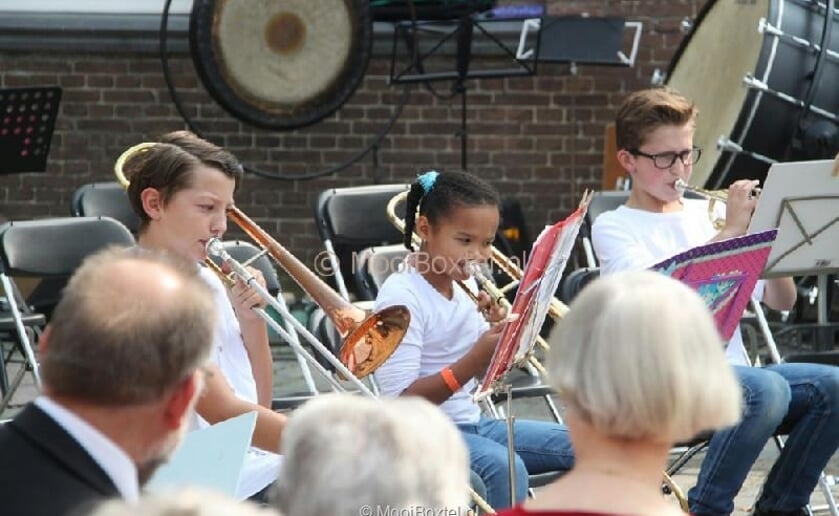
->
xmin=272 ymin=394 xmax=316 ymax=412
xmin=490 ymin=373 xmax=555 ymax=403
xmin=0 ymin=313 xmax=46 ymax=330
xmin=529 ymin=470 xmax=564 ymax=489
xmin=673 ymin=430 xmax=714 ymax=449
xmin=785 ymin=351 xmax=839 ymax=366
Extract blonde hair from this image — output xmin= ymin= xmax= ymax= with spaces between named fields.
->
xmin=274 ymin=394 xmax=470 ymax=516
xmin=548 ymin=271 xmax=741 ymax=443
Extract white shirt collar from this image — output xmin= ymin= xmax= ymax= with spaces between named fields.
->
xmin=35 ymin=396 xmax=140 ymax=503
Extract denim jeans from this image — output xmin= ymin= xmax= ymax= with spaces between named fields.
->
xmin=689 ymin=363 xmax=839 ymax=515
xmin=457 ymin=416 xmax=574 ymax=510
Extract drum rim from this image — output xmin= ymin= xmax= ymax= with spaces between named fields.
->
xmin=665 ymin=0 xmax=785 ymax=188
xmin=189 ymin=0 xmax=374 ymax=131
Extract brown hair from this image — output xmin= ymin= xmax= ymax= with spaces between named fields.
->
xmin=40 ymin=246 xmax=216 ymax=405
xmin=615 ymin=87 xmax=698 ymax=151
xmin=124 ymin=131 xmax=243 ymax=231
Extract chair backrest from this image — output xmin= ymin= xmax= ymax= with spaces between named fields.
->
xmin=0 ymin=217 xmax=135 ymax=277
xmin=354 ymin=244 xmax=410 ymax=301
xmin=71 ymin=182 xmax=140 ymax=235
xmin=586 ymin=191 xmax=630 ymax=225
xmin=314 ymin=184 xmax=409 ymax=246
xmin=314 ymin=184 xmax=409 ymax=297
xmin=558 ymin=267 xmax=600 ymax=305
xmin=578 ymin=191 xmax=631 ymax=268
xmin=209 ymin=240 xmax=282 ymax=297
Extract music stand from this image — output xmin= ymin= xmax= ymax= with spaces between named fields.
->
xmin=516 ymin=16 xmax=642 ymax=68
xmin=749 ymin=159 xmax=839 ymax=349
xmin=0 ymin=87 xmax=61 ymax=174
xmin=389 ymin=13 xmax=541 ymax=170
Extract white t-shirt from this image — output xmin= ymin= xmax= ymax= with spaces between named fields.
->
xmin=197 ymin=266 xmax=281 ymax=499
xmin=592 ymin=198 xmax=761 ymax=366
xmin=374 ymin=267 xmax=487 ymax=425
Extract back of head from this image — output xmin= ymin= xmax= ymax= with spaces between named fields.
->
xmin=615 ymin=87 xmax=698 ymax=151
xmin=123 ymin=131 xmax=242 ymax=231
xmin=40 ymin=246 xmax=216 ymax=405
xmin=548 ymin=271 xmax=741 ymax=443
xmin=92 ymin=488 xmax=282 ymax=516
xmin=403 ymin=169 xmax=500 ymax=250
xmin=274 ymin=394 xmax=470 ymax=516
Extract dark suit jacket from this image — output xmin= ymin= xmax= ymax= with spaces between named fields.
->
xmin=0 ymin=403 xmax=121 ymax=515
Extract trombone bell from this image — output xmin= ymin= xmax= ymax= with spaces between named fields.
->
xmin=341 ymin=306 xmax=411 ymax=378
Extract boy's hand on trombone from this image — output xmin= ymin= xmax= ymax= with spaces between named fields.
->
xmin=228 ymin=266 xmax=268 ymax=321
xmin=475 ymin=290 xmax=508 ymax=324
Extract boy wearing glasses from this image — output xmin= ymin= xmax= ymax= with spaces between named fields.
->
xmin=592 ymin=87 xmax=839 ymax=516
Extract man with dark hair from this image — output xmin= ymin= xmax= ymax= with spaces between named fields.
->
xmin=0 ymin=246 xmax=216 ymax=516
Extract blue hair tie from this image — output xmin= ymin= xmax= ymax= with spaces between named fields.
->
xmin=417 ymin=170 xmax=439 ymax=194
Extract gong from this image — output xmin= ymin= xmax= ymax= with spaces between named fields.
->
xmin=190 ymin=0 xmax=373 ymax=131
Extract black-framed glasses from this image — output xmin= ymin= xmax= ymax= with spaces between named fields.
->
xmin=629 ymin=146 xmax=702 ymax=169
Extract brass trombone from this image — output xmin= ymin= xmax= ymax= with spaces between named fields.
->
xmin=113 ymin=142 xmax=410 ymax=381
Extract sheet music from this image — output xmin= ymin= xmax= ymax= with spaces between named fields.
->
xmin=474 ymin=193 xmax=590 ymax=401
xmin=146 ymin=411 xmax=258 ymax=498
xmin=651 ymin=230 xmax=777 ymax=340
xmin=749 ymin=159 xmax=839 ymax=277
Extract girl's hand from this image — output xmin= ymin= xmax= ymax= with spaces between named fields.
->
xmin=722 ymin=179 xmax=760 ymax=237
xmin=475 ymin=290 xmax=508 ymax=324
xmin=229 ymin=266 xmax=268 ymax=322
xmin=472 ymin=323 xmax=506 ymax=369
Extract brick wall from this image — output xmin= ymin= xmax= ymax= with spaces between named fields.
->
xmin=0 ymin=0 xmax=704 ymax=270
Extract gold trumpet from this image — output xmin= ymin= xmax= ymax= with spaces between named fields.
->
xmin=113 ymin=142 xmax=411 ymax=379
xmin=386 ymin=190 xmax=568 ymax=371
xmin=674 ymin=178 xmax=762 ymax=230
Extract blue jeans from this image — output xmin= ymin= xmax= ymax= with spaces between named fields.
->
xmin=457 ymin=416 xmax=574 ymax=510
xmin=689 ymin=363 xmax=839 ymax=515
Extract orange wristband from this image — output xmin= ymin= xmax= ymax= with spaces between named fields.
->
xmin=440 ymin=367 xmax=462 ymax=392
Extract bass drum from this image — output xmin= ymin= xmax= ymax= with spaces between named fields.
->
xmin=665 ymin=0 xmax=839 ymax=189
xmin=190 ymin=0 xmax=373 ymax=131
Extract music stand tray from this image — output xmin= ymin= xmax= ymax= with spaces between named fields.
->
xmin=749 ymin=159 xmax=839 ymax=278
xmin=0 ymin=87 xmax=61 ymax=174
xmin=389 ymin=16 xmax=540 ymax=84
xmin=516 ymin=16 xmax=643 ymax=67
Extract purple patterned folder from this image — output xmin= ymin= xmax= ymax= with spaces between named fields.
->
xmin=651 ymin=229 xmax=778 ymax=340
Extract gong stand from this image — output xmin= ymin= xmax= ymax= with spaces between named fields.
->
xmin=389 ymin=13 xmax=541 ymax=171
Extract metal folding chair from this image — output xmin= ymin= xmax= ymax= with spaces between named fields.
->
xmin=71 ymin=182 xmax=140 ymax=235
xmin=0 ymin=217 xmax=135 ymax=415
xmin=314 ymin=184 xmax=409 ymax=300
